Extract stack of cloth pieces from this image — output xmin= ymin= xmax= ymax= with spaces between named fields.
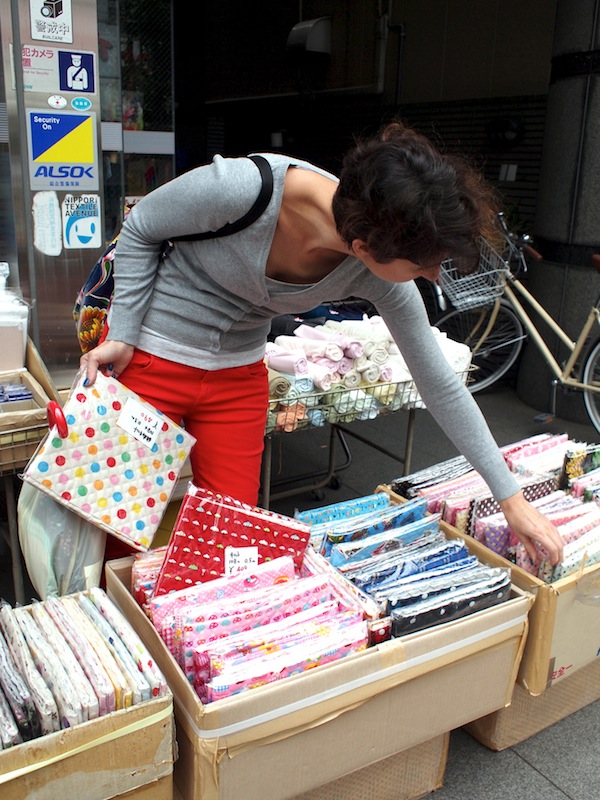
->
xmin=264 ymin=316 xmax=472 ymax=433
xmin=131 ymin=550 xmax=371 ymax=703
xmin=150 ymin=485 xmax=312 ymax=592
xmin=389 ymin=433 xmax=600 ymax=583
xmin=295 ymin=492 xmax=512 ymax=637
xmin=130 ymin=493 xmax=383 ymax=703
xmin=559 ymin=441 xmax=600 ymax=498
xmin=478 ymin=489 xmax=600 ymax=581
xmin=0 ymin=588 xmax=168 ymax=749
xmin=0 ymin=383 xmax=33 ymax=402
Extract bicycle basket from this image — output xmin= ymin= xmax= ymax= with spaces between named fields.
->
xmin=438 ymin=239 xmax=510 ymax=311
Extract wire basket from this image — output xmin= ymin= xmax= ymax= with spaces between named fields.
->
xmin=265 ymin=368 xmax=472 ymax=435
xmin=438 ymin=239 xmax=510 ymax=311
xmin=266 ymin=380 xmax=419 ymax=435
xmin=0 ymin=424 xmax=47 ymax=475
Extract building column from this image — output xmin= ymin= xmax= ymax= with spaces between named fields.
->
xmin=516 ymin=0 xmax=600 ymax=424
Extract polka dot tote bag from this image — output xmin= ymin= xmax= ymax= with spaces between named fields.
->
xmin=22 ymin=370 xmax=196 ymax=551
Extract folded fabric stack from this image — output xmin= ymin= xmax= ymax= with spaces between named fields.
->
xmin=514 ymin=492 xmax=600 ymax=580
xmin=0 ymin=588 xmax=168 ymax=749
xmin=296 ymin=491 xmax=394 ymax=549
xmin=559 ymin=442 xmax=600 ymax=497
xmin=294 ymin=494 xmax=512 ymax=637
xmin=125 ymin=489 xmax=377 ymax=703
xmin=500 ymin=432 xmax=574 ymax=476
xmin=152 ymin=485 xmax=312 ymax=593
xmin=132 ymin=550 xmax=369 ymax=702
xmin=390 ymin=462 xmax=557 ymax=542
xmin=192 ymin=601 xmax=366 ymax=703
xmin=390 ymin=433 xmax=600 ymax=583
xmin=0 ymin=382 xmax=33 ymax=402
xmin=264 ymin=316 xmax=472 ymax=432
xmin=390 ymin=455 xmax=473 ymax=499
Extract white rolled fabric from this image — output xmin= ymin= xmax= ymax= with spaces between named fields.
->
xmin=294 ymin=323 xmax=365 ymax=358
xmin=355 ymin=358 xmax=379 ymax=384
xmin=305 ymin=361 xmax=335 ymax=391
xmin=341 ymin=369 xmax=361 ymax=388
xmin=431 ymin=327 xmax=472 ymax=380
xmin=274 ymin=335 xmax=344 ymax=363
xmin=365 ymin=345 xmax=389 ymax=365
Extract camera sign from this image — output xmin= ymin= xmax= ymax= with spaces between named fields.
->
xmin=30 ymin=0 xmax=73 ymax=43
xmin=27 ymin=109 xmax=99 ymax=190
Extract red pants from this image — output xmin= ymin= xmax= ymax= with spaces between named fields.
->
xmin=103 ymin=349 xmax=269 ymax=564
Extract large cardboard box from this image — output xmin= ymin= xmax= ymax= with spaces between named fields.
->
xmin=288 ymin=732 xmax=449 ymax=800
xmin=379 ymin=486 xmax=600 ymax=697
xmin=106 ymin=551 xmax=532 ymax=800
xmin=442 ymin=519 xmax=600 ymax=696
xmin=172 ymin=733 xmax=449 ymax=800
xmin=464 ymin=655 xmax=600 ymax=750
xmin=121 ymin=775 xmax=174 ymax=800
xmin=0 ymin=693 xmax=175 ymax=800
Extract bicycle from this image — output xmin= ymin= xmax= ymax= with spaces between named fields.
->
xmin=431 ymin=212 xmax=600 ymax=434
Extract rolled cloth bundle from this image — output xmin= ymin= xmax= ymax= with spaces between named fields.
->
xmin=274 ymin=334 xmax=344 ymax=363
xmin=265 ymin=342 xmax=308 ymax=375
xmin=293 ymin=323 xmax=365 ymax=359
xmin=267 ymin=368 xmax=292 ymax=397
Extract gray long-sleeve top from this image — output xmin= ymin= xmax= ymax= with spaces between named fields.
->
xmin=109 ymin=152 xmax=520 ymax=502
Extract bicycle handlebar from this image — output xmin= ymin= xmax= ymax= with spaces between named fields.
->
xmin=496 ymin=211 xmax=542 ymax=274
xmin=524 ymin=243 xmax=543 ymax=262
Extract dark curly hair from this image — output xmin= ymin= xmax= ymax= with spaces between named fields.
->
xmin=332 ymin=121 xmax=501 ymax=273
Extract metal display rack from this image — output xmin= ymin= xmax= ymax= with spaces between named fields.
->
xmin=260 ymin=379 xmax=422 ymax=508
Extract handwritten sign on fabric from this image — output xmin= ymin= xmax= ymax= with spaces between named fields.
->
xmin=118 ymin=397 xmax=161 ymax=449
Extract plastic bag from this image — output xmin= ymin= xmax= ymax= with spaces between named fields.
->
xmin=17 ymin=482 xmax=106 ymax=599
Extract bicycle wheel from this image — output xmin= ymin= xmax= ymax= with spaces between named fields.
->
xmin=435 ymin=301 xmax=525 ymax=393
xmin=582 ymin=336 xmax=600 ymax=435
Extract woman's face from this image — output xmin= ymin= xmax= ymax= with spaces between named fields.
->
xmin=352 ymin=240 xmax=442 ymax=284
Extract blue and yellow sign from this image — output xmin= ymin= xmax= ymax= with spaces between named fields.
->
xmin=27 ymin=109 xmax=98 ymax=190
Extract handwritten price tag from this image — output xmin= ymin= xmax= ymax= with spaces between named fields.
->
xmin=224 ymin=546 xmax=259 ymax=575
xmin=117 ymin=397 xmax=161 ymax=449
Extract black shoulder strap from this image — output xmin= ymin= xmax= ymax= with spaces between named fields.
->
xmin=171 ymin=154 xmax=273 ymax=243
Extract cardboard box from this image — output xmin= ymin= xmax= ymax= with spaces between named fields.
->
xmin=379 ymin=486 xmax=600 ymax=697
xmin=0 ymin=368 xmax=51 ymax=473
xmin=106 ymin=553 xmax=532 ymax=800
xmin=0 ymin=693 xmax=175 ymax=800
xmin=120 ymin=775 xmax=173 ymax=800
xmin=464 ymin=655 xmax=600 ymax=750
xmin=172 ymin=734 xmax=449 ymax=800
xmin=0 ymin=300 xmax=29 ymax=372
xmin=25 ymin=337 xmax=63 ymax=405
xmin=289 ymin=732 xmax=449 ymax=800
xmin=442 ymin=520 xmax=600 ymax=696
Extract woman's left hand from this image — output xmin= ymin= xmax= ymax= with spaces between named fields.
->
xmin=498 ymin=490 xmax=563 ymax=566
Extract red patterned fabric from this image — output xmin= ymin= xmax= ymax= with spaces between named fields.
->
xmin=152 ymin=486 xmax=311 ymax=595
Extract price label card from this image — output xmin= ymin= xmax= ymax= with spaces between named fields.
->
xmin=117 ymin=397 xmax=161 ymax=449
xmin=225 ymin=546 xmax=259 ymax=575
